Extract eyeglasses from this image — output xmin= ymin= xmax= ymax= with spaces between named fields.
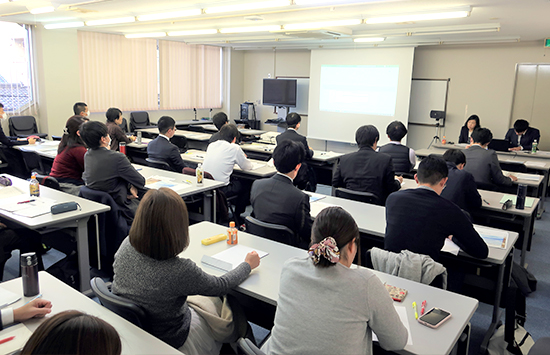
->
xmin=502 ymin=199 xmax=513 ymax=211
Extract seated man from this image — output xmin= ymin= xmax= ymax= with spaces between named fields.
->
xmin=147 ymin=116 xmax=186 ymax=173
xmin=441 ymin=149 xmax=482 ymax=214
xmin=385 ymin=155 xmax=489 ymax=262
xmin=378 ymin=120 xmax=415 ymax=174
xmin=250 ymin=140 xmax=313 ymax=248
xmin=505 ymin=119 xmax=540 ymax=151
xmin=202 ymin=124 xmax=253 ymax=223
xmin=208 ymin=112 xmax=229 ymax=145
xmin=80 ymin=121 xmax=145 ymax=224
xmin=463 ymin=128 xmax=517 ymax=189
xmin=73 ymin=102 xmax=89 ymax=118
xmin=332 ymin=125 xmax=402 ymax=205
xmin=276 ymin=113 xmax=315 ymax=191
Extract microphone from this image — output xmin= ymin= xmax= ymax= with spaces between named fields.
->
xmin=193 ymin=108 xmax=197 ymax=121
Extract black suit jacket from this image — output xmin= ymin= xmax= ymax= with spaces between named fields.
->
xmin=208 ymin=132 xmax=221 ymax=145
xmin=441 ymin=162 xmax=482 ymax=213
xmin=458 ymin=126 xmax=471 ymax=144
xmin=147 ymin=136 xmax=186 ymax=173
xmin=276 ymin=129 xmax=314 ymax=190
xmin=0 ymin=125 xmax=28 ymax=147
xmin=250 ymin=173 xmax=313 ymax=247
xmin=332 ymin=147 xmax=400 ymax=205
xmin=463 ymin=145 xmax=512 ymax=188
xmin=505 ymin=127 xmax=540 ymax=151
xmin=385 ymin=188 xmax=488 ymax=261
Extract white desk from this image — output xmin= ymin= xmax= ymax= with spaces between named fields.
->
xmin=0 ymin=272 xmax=181 ymax=355
xmin=186 ymin=222 xmax=478 ymax=355
xmin=14 ymin=140 xmax=60 ymax=160
xmin=0 ymin=175 xmax=110 ymax=291
xmin=136 ymin=127 xmax=212 ymax=142
xmin=200 ymin=124 xmax=266 ymax=136
xmin=240 ymin=142 xmax=344 ymax=163
xmin=133 ymin=164 xmax=225 ymax=222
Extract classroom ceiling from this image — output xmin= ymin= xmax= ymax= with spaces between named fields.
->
xmin=1 ymin=0 xmax=549 ymax=49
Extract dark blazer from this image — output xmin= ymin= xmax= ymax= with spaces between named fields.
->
xmin=440 ymin=162 xmax=482 ymax=213
xmin=385 ymin=188 xmax=489 ymax=261
xmin=208 ymin=131 xmax=221 ymax=145
xmin=463 ymin=145 xmax=512 ymax=187
xmin=378 ymin=143 xmax=413 ymax=174
xmin=147 ymin=136 xmax=186 ymax=173
xmin=458 ymin=126 xmax=471 ymax=144
xmin=332 ymin=147 xmax=400 ymax=205
xmin=276 ymin=129 xmax=314 ymax=190
xmin=83 ymin=148 xmax=145 ymax=221
xmin=0 ymin=125 xmax=28 ymax=147
xmin=505 ymin=127 xmax=540 ymax=151
xmin=250 ymin=173 xmax=313 ymax=247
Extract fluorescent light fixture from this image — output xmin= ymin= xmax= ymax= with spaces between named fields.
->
xmin=30 ymin=6 xmax=55 ymax=14
xmin=283 ymin=19 xmax=361 ymax=30
xmin=365 ymin=10 xmax=470 ymax=24
xmin=137 ymin=9 xmax=201 ymax=22
xmin=0 ymin=0 xmax=9 ymax=4
xmin=220 ymin=25 xmax=280 ymax=34
xmin=125 ymin=32 xmax=166 ymax=38
xmin=44 ymin=21 xmax=85 ymax=29
xmin=353 ymin=37 xmax=385 ymax=42
xmin=86 ymin=17 xmax=136 ymax=26
xmin=205 ymin=0 xmax=290 ymax=14
xmin=168 ymin=29 xmax=218 ymax=36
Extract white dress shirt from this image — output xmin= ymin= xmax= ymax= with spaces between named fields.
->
xmin=202 ymin=140 xmax=253 ymax=184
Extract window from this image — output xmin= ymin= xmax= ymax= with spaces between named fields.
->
xmin=0 ymin=22 xmax=34 ymax=113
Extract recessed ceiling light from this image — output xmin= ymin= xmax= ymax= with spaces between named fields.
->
xmin=220 ymin=25 xmax=281 ymax=34
xmin=44 ymin=21 xmax=85 ymax=29
xmin=86 ymin=17 xmax=136 ymax=26
xmin=283 ymin=19 xmax=361 ymax=30
xmin=205 ymin=0 xmax=290 ymax=14
xmin=168 ymin=29 xmax=219 ymax=36
xmin=365 ymin=9 xmax=470 ymax=24
xmin=137 ymin=9 xmax=202 ymax=22
xmin=30 ymin=6 xmax=55 ymax=14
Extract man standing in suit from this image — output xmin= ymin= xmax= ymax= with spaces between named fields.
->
xmin=208 ymin=112 xmax=229 ymax=145
xmin=378 ymin=120 xmax=415 ymax=174
xmin=147 ymin=116 xmax=187 ymax=173
xmin=385 ymin=155 xmax=488 ymax=262
xmin=276 ymin=113 xmax=315 ymax=191
xmin=332 ymin=125 xmax=402 ymax=205
xmin=463 ymin=128 xmax=517 ymax=189
xmin=80 ymin=121 xmax=145 ymax=224
xmin=441 ymin=149 xmax=482 ymax=214
xmin=250 ymin=140 xmax=313 ymax=248
xmin=505 ymin=119 xmax=540 ymax=151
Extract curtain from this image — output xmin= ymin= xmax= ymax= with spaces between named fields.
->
xmin=159 ymin=40 xmax=221 ymax=110
xmin=78 ymin=31 xmax=158 ymax=112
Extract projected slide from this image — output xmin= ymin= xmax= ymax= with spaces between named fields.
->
xmin=319 ymin=65 xmax=400 ymax=116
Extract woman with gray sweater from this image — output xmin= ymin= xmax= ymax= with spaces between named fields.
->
xmin=263 ymin=207 xmax=408 ymax=355
xmin=111 ymin=188 xmax=260 ymax=355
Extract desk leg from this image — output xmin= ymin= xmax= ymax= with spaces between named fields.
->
xmin=537 ymin=170 xmax=548 ymax=218
xmin=520 ymin=214 xmax=534 ymax=267
xmin=76 ymin=217 xmax=91 ymax=292
xmin=203 ymin=190 xmax=216 ymax=222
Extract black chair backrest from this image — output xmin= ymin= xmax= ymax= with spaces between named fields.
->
xmin=35 ymin=174 xmax=60 ymax=190
xmin=499 ymin=162 xmax=528 ymax=173
xmin=119 ymin=117 xmax=129 ymax=133
xmin=9 ymin=116 xmax=47 ymax=138
xmin=130 ymin=111 xmax=150 ymax=132
xmin=245 ymin=216 xmax=296 ymax=247
xmin=145 ymin=158 xmax=174 ymax=171
xmin=21 ymin=151 xmax=48 ymax=175
xmin=90 ymin=277 xmax=148 ymax=330
xmin=170 ymin=136 xmax=188 ymax=153
xmin=334 ymin=187 xmax=379 ymax=205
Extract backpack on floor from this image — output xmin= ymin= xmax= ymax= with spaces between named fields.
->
xmin=46 ymin=250 xmax=79 ymax=289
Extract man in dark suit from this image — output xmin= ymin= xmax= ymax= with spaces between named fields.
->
xmin=463 ymin=128 xmax=517 ymax=189
xmin=81 ymin=121 xmax=145 ymax=224
xmin=250 ymin=140 xmax=312 ymax=248
xmin=378 ymin=120 xmax=415 ymax=174
xmin=505 ymin=119 xmax=540 ymax=151
xmin=147 ymin=116 xmax=186 ymax=173
xmin=385 ymin=155 xmax=488 ymax=262
xmin=441 ymin=149 xmax=482 ymax=214
xmin=332 ymin=125 xmax=402 ymax=205
xmin=208 ymin=112 xmax=229 ymax=145
xmin=276 ymin=112 xmax=315 ymax=191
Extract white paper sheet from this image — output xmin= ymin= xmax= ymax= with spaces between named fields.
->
xmin=475 ymin=226 xmax=509 ymax=249
xmin=0 ymin=186 xmax=25 ymax=200
xmin=0 ymin=288 xmax=21 ymax=308
xmin=373 ymin=306 xmax=412 ymax=346
xmin=210 ymin=245 xmax=268 ymax=269
xmin=441 ymin=239 xmax=460 ymax=255
xmin=309 ymin=201 xmax=340 ymax=217
xmin=0 ymin=196 xmax=56 ymax=217
xmin=144 ymin=176 xmax=191 ymax=192
xmin=0 ymin=323 xmax=33 ymax=354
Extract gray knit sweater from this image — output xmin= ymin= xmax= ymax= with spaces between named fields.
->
xmin=111 ymin=237 xmax=251 ymax=348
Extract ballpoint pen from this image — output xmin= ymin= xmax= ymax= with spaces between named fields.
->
xmin=0 ymin=336 xmax=15 ymax=345
xmin=412 ymin=301 xmax=418 ymax=320
xmin=421 ymin=300 xmax=426 ymax=315
xmin=23 ymin=293 xmax=42 ymax=305
xmin=483 ymin=199 xmax=491 ymax=205
xmin=17 ymin=199 xmax=35 ymax=204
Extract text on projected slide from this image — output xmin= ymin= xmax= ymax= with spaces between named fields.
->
xmin=320 ymin=65 xmax=399 ymax=116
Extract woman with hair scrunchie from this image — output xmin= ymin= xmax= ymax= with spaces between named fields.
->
xmin=262 ymin=206 xmax=408 ymax=355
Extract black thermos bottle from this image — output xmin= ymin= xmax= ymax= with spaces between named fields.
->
xmin=516 ymin=184 xmax=527 ymax=210
xmin=21 ymin=252 xmax=39 ymax=297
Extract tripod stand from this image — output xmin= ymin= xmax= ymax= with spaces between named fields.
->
xmin=427 ymin=118 xmax=442 ymax=149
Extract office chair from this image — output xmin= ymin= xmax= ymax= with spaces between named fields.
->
xmin=119 ymin=117 xmax=129 ymax=133
xmin=90 ymin=277 xmax=148 ymax=330
xmin=21 ymin=151 xmax=49 ymax=175
xmin=8 ymin=116 xmax=47 ymax=138
xmin=129 ymin=111 xmax=156 ymax=133
xmin=499 ymin=162 xmax=528 ymax=173
xmin=170 ymin=136 xmax=189 ymax=153
xmin=145 ymin=158 xmax=174 ymax=171
xmin=333 ymin=187 xmax=379 ymax=205
xmin=245 ymin=216 xmax=297 ymax=247
xmin=35 ymin=174 xmax=61 ymax=190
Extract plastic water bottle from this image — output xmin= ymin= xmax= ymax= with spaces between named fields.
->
xmin=29 ymin=172 xmax=40 ymax=197
xmin=227 ymin=221 xmax=238 ymax=245
xmin=531 ymin=140 xmax=538 ymax=154
xmin=196 ymin=163 xmax=204 ymax=185
xmin=442 ymin=136 xmax=447 ymax=144
xmin=21 ymin=252 xmax=39 ymax=297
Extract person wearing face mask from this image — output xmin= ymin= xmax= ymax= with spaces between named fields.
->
xmin=80 ymin=121 xmax=145 ymax=224
xmin=73 ymin=102 xmax=89 ymax=118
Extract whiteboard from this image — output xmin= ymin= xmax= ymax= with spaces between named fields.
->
xmin=408 ymin=79 xmax=449 ymax=125
xmin=278 ymin=77 xmax=309 ymax=115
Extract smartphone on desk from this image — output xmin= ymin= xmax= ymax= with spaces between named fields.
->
xmin=417 ymin=307 xmax=451 ymax=328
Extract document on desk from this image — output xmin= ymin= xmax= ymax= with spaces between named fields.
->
xmin=504 ymin=172 xmax=540 ymax=181
xmin=527 ymin=161 xmax=548 ymax=167
xmin=145 ymin=176 xmax=191 ymax=192
xmin=235 ymin=162 xmax=265 ymax=171
xmin=475 ymin=226 xmax=508 ymax=249
xmin=499 ymin=194 xmax=535 ymax=208
xmin=372 ymin=306 xmax=412 ymax=346
xmin=309 ymin=201 xmax=340 ymax=218
xmin=0 ymin=186 xmax=25 ymax=200
xmin=500 ymin=159 xmax=525 ymax=165
xmin=0 ymin=196 xmax=56 ymax=217
xmin=0 ymin=288 xmax=21 ymax=308
xmin=202 ymin=245 xmax=268 ymax=271
xmin=0 ymin=323 xmax=33 ymax=355
xmin=184 ymin=152 xmax=206 ymax=160
xmin=306 ymin=192 xmax=326 ymax=203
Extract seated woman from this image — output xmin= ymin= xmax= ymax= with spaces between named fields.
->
xmin=105 ymin=107 xmax=134 ymax=151
xmin=21 ymin=310 xmax=121 ymax=355
xmin=49 ymin=115 xmax=87 ymax=195
xmin=111 ymin=187 xmax=260 ymax=355
xmin=458 ymin=114 xmax=480 ymax=144
xmin=263 ymin=206 xmax=408 ymax=355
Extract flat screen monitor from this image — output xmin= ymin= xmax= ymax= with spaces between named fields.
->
xmin=262 ymin=79 xmax=297 ymax=107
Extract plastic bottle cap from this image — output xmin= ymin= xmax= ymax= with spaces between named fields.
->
xmin=229 ymin=221 xmax=235 ymax=227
